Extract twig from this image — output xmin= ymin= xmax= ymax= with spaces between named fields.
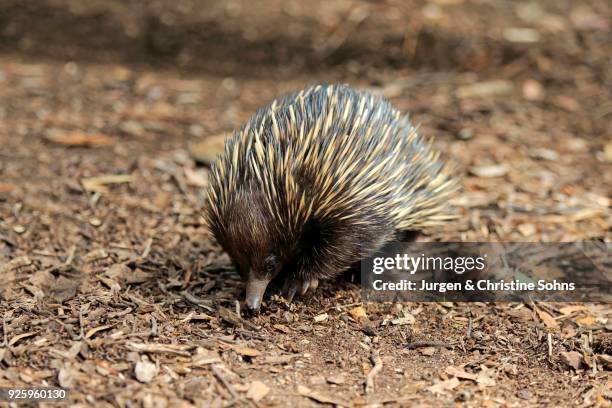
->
xmin=406 ymin=341 xmax=452 ymax=349
xmin=212 ymin=365 xmax=239 ymax=400
xmin=235 ymin=300 xmax=241 ymax=318
xmin=1 ymin=313 xmax=8 ymax=347
xmin=365 ymin=349 xmax=383 ymax=394
xmin=140 ymin=237 xmax=153 ymax=260
xmin=466 ymin=315 xmax=473 ymax=340
xmin=217 ymin=306 xmax=260 ymax=331
xmin=150 ymin=315 xmax=158 ymax=337
xmin=181 ymin=290 xmax=215 ymax=313
xmin=64 ymin=245 xmax=76 ymax=266
xmin=547 ymin=333 xmax=552 ymax=357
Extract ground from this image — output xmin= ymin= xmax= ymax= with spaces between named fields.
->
xmin=0 ymin=0 xmax=611 ymax=407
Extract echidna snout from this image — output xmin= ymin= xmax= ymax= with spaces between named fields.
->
xmin=206 ymin=84 xmax=457 ymax=312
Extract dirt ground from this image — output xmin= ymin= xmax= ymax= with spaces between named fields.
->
xmin=0 ymin=0 xmax=611 ymax=406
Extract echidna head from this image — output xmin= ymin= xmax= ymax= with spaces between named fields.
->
xmin=208 ymin=189 xmax=291 ymax=312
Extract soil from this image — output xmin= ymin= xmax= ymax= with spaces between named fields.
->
xmin=0 ymin=0 xmax=610 ymax=407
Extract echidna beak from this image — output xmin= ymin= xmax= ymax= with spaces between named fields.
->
xmin=245 ymin=277 xmax=270 ymax=313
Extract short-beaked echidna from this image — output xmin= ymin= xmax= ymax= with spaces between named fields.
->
xmin=207 ymin=84 xmax=457 ymax=312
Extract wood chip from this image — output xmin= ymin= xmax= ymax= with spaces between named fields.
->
xmin=45 ymin=131 xmax=115 ymax=147
xmin=475 ymin=366 xmax=497 ymax=387
xmin=348 ymin=306 xmax=367 ymax=321
xmin=297 ymin=385 xmax=348 ymax=406
xmin=246 ymin=381 xmax=269 ymax=402
xmin=273 ymin=324 xmax=291 ymax=334
xmin=8 ymin=332 xmax=37 ymax=346
xmin=391 ymin=315 xmax=415 ymax=325
xmin=81 ymin=174 xmax=133 ymax=192
xmin=326 ymin=374 xmax=346 ymax=385
xmin=127 ymin=342 xmax=192 ymax=357
xmin=230 ymin=345 xmax=261 ymax=357
xmin=427 ymin=377 xmax=460 ymax=394
xmin=188 ymin=134 xmax=226 ymax=164
xmin=445 ymin=365 xmax=478 ymax=381
xmin=419 ymin=347 xmax=436 ymax=356
xmin=560 ymin=351 xmax=583 ymax=370
xmin=456 ymin=80 xmax=514 ymax=98
xmin=85 ymin=325 xmax=113 ymax=339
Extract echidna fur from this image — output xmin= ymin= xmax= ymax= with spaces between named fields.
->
xmin=207 ymin=84 xmax=457 ymax=311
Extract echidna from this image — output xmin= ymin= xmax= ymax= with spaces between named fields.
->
xmin=207 ymin=84 xmax=457 ymax=312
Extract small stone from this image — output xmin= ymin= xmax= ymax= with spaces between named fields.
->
xmin=518 ymin=389 xmax=532 ymax=400
xmin=503 ymin=28 xmax=540 ymax=43
xmin=135 ymin=360 xmax=157 ymax=383
xmin=602 ymin=142 xmax=612 ymax=162
xmin=313 ymin=313 xmax=328 ymax=323
xmin=522 ymin=80 xmax=545 ymax=101
xmin=457 ymin=128 xmax=474 ymax=140
xmin=470 ymin=164 xmax=510 ymax=178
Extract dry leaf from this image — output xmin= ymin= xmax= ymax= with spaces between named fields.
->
xmin=246 ymin=381 xmax=269 ymax=402
xmin=561 ymin=325 xmax=577 ymax=339
xmin=536 ymin=308 xmax=559 ymax=329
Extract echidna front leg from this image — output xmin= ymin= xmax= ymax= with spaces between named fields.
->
xmin=282 ymin=277 xmax=319 ymax=302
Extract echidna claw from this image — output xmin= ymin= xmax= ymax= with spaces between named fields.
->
xmin=282 ymin=278 xmax=319 ymax=303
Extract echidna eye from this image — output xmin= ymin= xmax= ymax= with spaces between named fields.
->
xmin=263 ymin=255 xmax=277 ymax=275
